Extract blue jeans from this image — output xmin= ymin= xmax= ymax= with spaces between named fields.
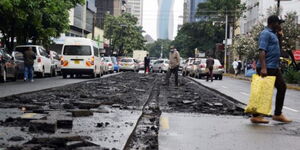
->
xmin=24 ymin=65 xmax=33 ymax=80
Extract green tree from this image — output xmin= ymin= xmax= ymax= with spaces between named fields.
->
xmin=104 ymin=13 xmax=145 ymax=56
xmin=172 ymin=21 xmax=224 ymax=58
xmin=145 ymin=39 xmax=172 ymax=58
xmin=0 ymin=0 xmax=84 ymax=51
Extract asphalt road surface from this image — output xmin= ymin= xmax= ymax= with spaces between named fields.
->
xmin=0 ymin=73 xmax=118 ymax=98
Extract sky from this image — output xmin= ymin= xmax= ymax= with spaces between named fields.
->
xmin=142 ymin=0 xmax=184 ymax=41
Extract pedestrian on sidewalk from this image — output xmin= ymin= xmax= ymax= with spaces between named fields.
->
xmin=251 ymin=15 xmax=292 ymax=124
xmin=237 ymin=60 xmax=242 ymax=75
xmin=232 ymin=59 xmax=238 ymax=76
xmin=165 ymin=46 xmax=180 ymax=86
xmin=206 ymin=56 xmax=214 ymax=82
xmin=23 ymin=47 xmax=36 ymax=82
xmin=144 ymin=54 xmax=150 ymax=74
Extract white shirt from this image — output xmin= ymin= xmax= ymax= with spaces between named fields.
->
xmin=232 ymin=61 xmax=238 ymax=69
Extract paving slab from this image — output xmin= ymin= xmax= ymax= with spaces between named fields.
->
xmin=159 ymin=113 xmax=300 ymax=150
xmin=72 ymin=109 xmax=141 ymax=149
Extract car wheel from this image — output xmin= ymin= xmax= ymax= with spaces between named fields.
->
xmin=62 ymin=73 xmax=67 ymax=79
xmin=38 ymin=68 xmax=45 ymax=78
xmin=1 ymin=68 xmax=7 ymax=83
xmin=90 ymin=71 xmax=96 ymax=78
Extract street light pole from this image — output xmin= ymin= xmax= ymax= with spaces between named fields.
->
xmin=160 ymin=46 xmax=163 ymax=58
xmin=277 ymin=0 xmax=280 ymax=16
xmin=224 ymin=14 xmax=228 ymax=73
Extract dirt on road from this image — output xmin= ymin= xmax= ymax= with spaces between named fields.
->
xmin=0 ymin=72 xmax=245 ymax=149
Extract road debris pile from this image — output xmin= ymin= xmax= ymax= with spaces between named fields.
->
xmin=0 ymin=72 xmax=156 ymax=149
xmin=159 ymin=76 xmax=245 ymax=115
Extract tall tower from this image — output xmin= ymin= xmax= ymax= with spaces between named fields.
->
xmin=157 ymin=0 xmax=175 ymax=40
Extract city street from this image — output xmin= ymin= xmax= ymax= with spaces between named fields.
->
xmin=0 ymin=72 xmax=299 ymax=149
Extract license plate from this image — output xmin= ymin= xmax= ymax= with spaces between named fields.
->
xmin=124 ymin=64 xmax=128 ymax=66
xmin=74 ymin=60 xmax=80 ymax=64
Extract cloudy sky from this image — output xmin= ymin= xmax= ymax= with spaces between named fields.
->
xmin=142 ymin=0 xmax=184 ymax=40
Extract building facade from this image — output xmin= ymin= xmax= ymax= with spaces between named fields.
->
xmin=240 ymin=0 xmax=300 ymax=34
xmin=127 ymin=0 xmax=143 ymax=26
xmin=95 ymin=0 xmax=127 ymax=29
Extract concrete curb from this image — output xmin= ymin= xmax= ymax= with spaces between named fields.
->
xmin=223 ymin=73 xmax=300 ymax=91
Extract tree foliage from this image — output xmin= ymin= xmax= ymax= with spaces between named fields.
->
xmin=145 ymin=39 xmax=172 ymax=58
xmin=0 ymin=0 xmax=84 ymax=51
xmin=172 ymin=21 xmax=224 ymax=58
xmin=196 ymin=0 xmax=246 ymax=21
xmin=104 ymin=13 xmax=145 ymax=56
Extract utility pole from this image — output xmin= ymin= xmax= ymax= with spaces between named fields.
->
xmin=277 ymin=0 xmax=280 ymax=16
xmin=224 ymin=14 xmax=228 ymax=73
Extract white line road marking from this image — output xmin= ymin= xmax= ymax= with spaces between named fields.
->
xmin=283 ymin=106 xmax=299 ymax=112
xmin=240 ymin=92 xmax=249 ymax=96
xmin=222 ymin=86 xmax=228 ymax=89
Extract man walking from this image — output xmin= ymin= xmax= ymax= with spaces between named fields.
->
xmin=165 ymin=46 xmax=180 ymax=86
xmin=206 ymin=56 xmax=214 ymax=82
xmin=251 ymin=15 xmax=292 ymax=124
xmin=144 ymin=54 xmax=150 ymax=74
xmin=232 ymin=59 xmax=238 ymax=76
xmin=23 ymin=47 xmax=36 ymax=82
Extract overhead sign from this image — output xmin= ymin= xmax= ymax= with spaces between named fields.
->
xmin=293 ymin=50 xmax=300 ymax=61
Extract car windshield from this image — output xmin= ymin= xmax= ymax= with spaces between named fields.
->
xmin=104 ymin=57 xmax=112 ymax=62
xmin=111 ymin=57 xmax=117 ymax=63
xmin=193 ymin=61 xmax=201 ymax=65
xmin=63 ymin=45 xmax=91 ymax=56
xmin=121 ymin=59 xmax=133 ymax=62
xmin=15 ymin=47 xmax=37 ymax=54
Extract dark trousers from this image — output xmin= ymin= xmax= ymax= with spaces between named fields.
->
xmin=206 ymin=67 xmax=213 ymax=81
xmin=255 ymin=68 xmax=287 ymax=116
xmin=166 ymin=66 xmax=179 ymax=86
xmin=144 ymin=65 xmax=150 ymax=73
xmin=24 ymin=64 xmax=34 ymax=80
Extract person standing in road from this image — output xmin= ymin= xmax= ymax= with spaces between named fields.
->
xmin=165 ymin=46 xmax=180 ymax=86
xmin=144 ymin=54 xmax=150 ymax=74
xmin=232 ymin=59 xmax=238 ymax=76
xmin=206 ymin=56 xmax=214 ymax=82
xmin=23 ymin=47 xmax=36 ymax=82
xmin=251 ymin=15 xmax=292 ymax=124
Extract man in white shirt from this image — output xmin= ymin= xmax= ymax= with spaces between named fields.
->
xmin=232 ymin=59 xmax=239 ymax=76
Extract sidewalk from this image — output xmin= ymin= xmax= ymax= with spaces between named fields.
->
xmin=224 ymin=73 xmax=300 ymax=91
xmin=159 ymin=113 xmax=300 ymax=150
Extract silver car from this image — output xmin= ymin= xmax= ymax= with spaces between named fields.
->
xmin=152 ymin=59 xmax=169 ymax=73
xmin=119 ymin=58 xmax=139 ymax=72
xmin=195 ymin=58 xmax=224 ymax=80
xmin=182 ymin=58 xmax=194 ymax=76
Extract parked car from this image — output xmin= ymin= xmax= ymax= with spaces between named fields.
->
xmin=195 ymin=58 xmax=224 ymax=80
xmin=11 ymin=51 xmax=24 ymax=78
xmin=138 ymin=60 xmax=144 ymax=70
xmin=50 ymin=51 xmax=61 ymax=76
xmin=111 ymin=56 xmax=119 ymax=72
xmin=15 ymin=45 xmax=53 ymax=78
xmin=189 ymin=60 xmax=201 ymax=77
xmin=0 ymin=48 xmax=18 ymax=82
xmin=119 ymin=57 xmax=139 ymax=72
xmin=182 ymin=58 xmax=195 ymax=76
xmin=103 ymin=57 xmax=114 ymax=73
xmin=100 ymin=57 xmax=108 ymax=75
xmin=152 ymin=59 xmax=169 ymax=73
xmin=149 ymin=59 xmax=157 ymax=72
xmin=179 ymin=59 xmax=186 ymax=71
xmin=60 ymin=38 xmax=101 ymax=78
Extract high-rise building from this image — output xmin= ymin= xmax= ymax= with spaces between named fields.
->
xmin=189 ymin=0 xmax=206 ymax=22
xmin=157 ymin=0 xmax=175 ymax=40
xmin=67 ymin=0 xmax=97 ymax=37
xmin=240 ymin=0 xmax=300 ymax=34
xmin=127 ymin=0 xmax=143 ymax=26
xmin=95 ymin=0 xmax=127 ymax=29
xmin=183 ymin=0 xmax=191 ymax=23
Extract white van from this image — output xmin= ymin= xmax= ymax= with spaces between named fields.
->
xmin=14 ymin=45 xmax=53 ymax=78
xmin=61 ymin=38 xmax=101 ymax=78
